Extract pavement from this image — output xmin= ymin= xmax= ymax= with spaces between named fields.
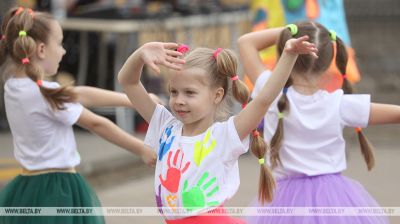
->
xmin=1 ymin=125 xmax=400 ymax=223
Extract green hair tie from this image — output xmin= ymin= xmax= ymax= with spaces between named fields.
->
xmin=329 ymin=30 xmax=337 ymax=41
xmin=278 ymin=112 xmax=284 ymax=119
xmin=19 ymin=30 xmax=27 ymax=37
xmin=258 ymin=158 xmax=265 ymax=165
xmin=285 ymin=24 xmax=298 ymax=36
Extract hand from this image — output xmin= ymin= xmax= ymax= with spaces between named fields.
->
xmin=284 ymin=35 xmax=318 ymax=59
xmin=139 ymin=42 xmax=186 ymax=74
xmin=140 ymin=145 xmax=157 ymax=167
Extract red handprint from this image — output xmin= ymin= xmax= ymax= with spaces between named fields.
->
xmin=159 ymin=149 xmax=190 ymax=193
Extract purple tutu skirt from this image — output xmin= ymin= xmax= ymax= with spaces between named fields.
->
xmin=246 ymin=173 xmax=389 ymax=224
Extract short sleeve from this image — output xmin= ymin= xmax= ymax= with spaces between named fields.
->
xmin=219 ymin=116 xmax=250 ymax=162
xmin=144 ymin=104 xmax=176 ymax=151
xmin=52 ymin=102 xmax=83 ymax=125
xmin=340 ymin=94 xmax=371 ymax=128
xmin=251 ymin=70 xmax=272 ymax=99
xmin=43 ymin=81 xmax=83 ymax=125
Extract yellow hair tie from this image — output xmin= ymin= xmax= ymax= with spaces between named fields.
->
xmin=285 ymin=24 xmax=298 ymax=36
xmin=278 ymin=112 xmax=284 ymax=119
xmin=258 ymin=158 xmax=265 ymax=165
xmin=329 ymin=30 xmax=337 ymax=41
xmin=19 ymin=30 xmax=27 ymax=37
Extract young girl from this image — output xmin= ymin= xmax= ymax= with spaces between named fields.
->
xmin=0 ymin=7 xmax=156 ymax=224
xmin=238 ymin=21 xmax=393 ymax=223
xmin=117 ymin=33 xmax=317 ymax=222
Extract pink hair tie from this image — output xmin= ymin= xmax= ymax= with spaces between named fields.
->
xmin=36 ymin=80 xmax=43 ymax=87
xmin=177 ymin=44 xmax=189 ymax=54
xmin=15 ymin=7 xmax=24 ymax=15
xmin=0 ymin=35 xmax=5 ymax=41
xmin=342 ymin=74 xmax=347 ymax=79
xmin=21 ymin=57 xmax=30 ymax=64
xmin=230 ymin=75 xmax=239 ymax=81
xmin=212 ymin=48 xmax=223 ymax=59
xmin=241 ymin=103 xmax=247 ymax=109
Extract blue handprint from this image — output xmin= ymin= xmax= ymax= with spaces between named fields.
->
xmin=158 ymin=125 xmax=175 ymax=161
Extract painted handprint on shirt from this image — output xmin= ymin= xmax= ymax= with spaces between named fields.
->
xmin=159 ymin=149 xmax=190 ymax=193
xmin=194 ymin=129 xmax=216 ymax=166
xmin=181 ymin=172 xmax=220 ymax=212
xmin=158 ymin=125 xmax=175 ymax=161
xmin=166 ymin=194 xmax=177 ymax=212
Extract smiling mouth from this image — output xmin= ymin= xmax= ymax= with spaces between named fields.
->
xmin=176 ymin=110 xmax=189 ymax=116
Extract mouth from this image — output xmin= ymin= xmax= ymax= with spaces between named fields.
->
xmin=176 ymin=110 xmax=189 ymax=117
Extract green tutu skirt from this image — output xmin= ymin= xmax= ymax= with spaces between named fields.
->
xmin=0 ymin=172 xmax=105 ymax=224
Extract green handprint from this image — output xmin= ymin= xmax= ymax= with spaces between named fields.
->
xmin=194 ymin=129 xmax=216 ymax=166
xmin=181 ymin=172 xmax=219 ymax=212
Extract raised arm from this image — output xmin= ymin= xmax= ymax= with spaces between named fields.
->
xmin=235 ymin=35 xmax=318 ymax=139
xmin=369 ymin=103 xmax=400 ymax=125
xmin=237 ymin=27 xmax=284 ymax=84
xmin=118 ymin=42 xmax=185 ymax=122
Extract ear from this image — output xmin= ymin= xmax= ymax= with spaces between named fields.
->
xmin=213 ymin=87 xmax=224 ymax=104
xmin=36 ymin=42 xmax=46 ymax=59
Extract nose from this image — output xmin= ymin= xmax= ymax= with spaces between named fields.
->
xmin=174 ymin=94 xmax=186 ymax=105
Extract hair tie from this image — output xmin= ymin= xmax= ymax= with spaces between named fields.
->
xmin=329 ymin=30 xmax=337 ymax=41
xmin=15 ymin=7 xmax=24 ymax=15
xmin=283 ymin=87 xmax=288 ymax=94
xmin=355 ymin=127 xmax=362 ymax=133
xmin=230 ymin=75 xmax=239 ymax=81
xmin=212 ymin=48 xmax=223 ymax=59
xmin=258 ymin=158 xmax=265 ymax=165
xmin=27 ymin=8 xmax=35 ymax=18
xmin=21 ymin=57 xmax=30 ymax=64
xmin=285 ymin=24 xmax=298 ymax=36
xmin=252 ymin=130 xmax=260 ymax=137
xmin=278 ymin=112 xmax=284 ymax=119
xmin=342 ymin=74 xmax=347 ymax=79
xmin=19 ymin=30 xmax=27 ymax=37
xmin=177 ymin=44 xmax=189 ymax=54
xmin=36 ymin=80 xmax=43 ymax=86
xmin=241 ymin=103 xmax=247 ymax=109
xmin=0 ymin=35 xmax=5 ymax=41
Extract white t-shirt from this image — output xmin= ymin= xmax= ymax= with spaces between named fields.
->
xmin=252 ymin=70 xmax=371 ymax=179
xmin=144 ymin=105 xmax=249 ymax=219
xmin=4 ymin=77 xmax=83 ymax=170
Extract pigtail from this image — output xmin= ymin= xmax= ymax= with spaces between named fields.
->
xmin=251 ymin=130 xmax=276 ymax=203
xmin=336 ymin=36 xmax=375 ymax=170
xmin=3 ymin=7 xmax=77 ymax=110
xmin=269 ymin=79 xmax=292 ymax=168
xmin=214 ymin=48 xmax=275 ymax=203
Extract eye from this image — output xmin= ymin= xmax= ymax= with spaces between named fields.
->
xmin=185 ymin=90 xmax=195 ymax=95
xmin=170 ymin=89 xmax=177 ymax=95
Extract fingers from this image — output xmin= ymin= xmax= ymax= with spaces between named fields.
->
xmin=166 ymin=49 xmax=183 ymax=58
xmin=166 ymin=55 xmax=185 ymax=65
xmin=147 ymin=61 xmax=161 ymax=74
xmin=163 ymin=60 xmax=184 ymax=71
xmin=163 ymin=42 xmax=180 ymax=50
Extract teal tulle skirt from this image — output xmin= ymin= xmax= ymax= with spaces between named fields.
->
xmin=0 ymin=172 xmax=105 ymax=224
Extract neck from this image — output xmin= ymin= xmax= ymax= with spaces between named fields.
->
xmin=291 ymin=74 xmax=320 ymax=95
xmin=182 ymin=116 xmax=214 ymax=136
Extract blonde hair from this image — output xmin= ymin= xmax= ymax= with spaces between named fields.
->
xmin=182 ymin=47 xmax=276 ymax=203
xmin=0 ymin=7 xmax=76 ymax=110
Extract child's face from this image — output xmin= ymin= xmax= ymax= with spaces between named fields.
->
xmin=36 ymin=20 xmax=66 ymax=76
xmin=169 ymin=68 xmax=221 ymax=127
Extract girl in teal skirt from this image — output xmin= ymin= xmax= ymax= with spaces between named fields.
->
xmin=0 ymin=7 xmax=157 ymax=224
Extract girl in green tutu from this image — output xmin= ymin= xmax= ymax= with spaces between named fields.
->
xmin=0 ymin=7 xmax=157 ymax=224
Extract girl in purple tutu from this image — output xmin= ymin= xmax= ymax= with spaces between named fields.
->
xmin=238 ymin=21 xmax=393 ymax=223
